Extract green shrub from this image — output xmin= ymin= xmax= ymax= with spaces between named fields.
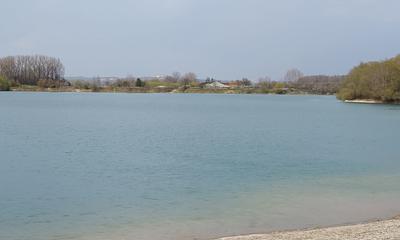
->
xmin=0 ymin=76 xmax=11 ymax=91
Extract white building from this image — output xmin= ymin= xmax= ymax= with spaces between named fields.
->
xmin=204 ymin=81 xmax=229 ymax=89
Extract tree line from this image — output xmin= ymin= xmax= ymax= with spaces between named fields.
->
xmin=337 ymin=55 xmax=400 ymax=102
xmin=0 ymin=54 xmax=348 ymax=95
xmin=0 ymin=55 xmax=65 ymax=86
xmin=294 ymin=75 xmax=344 ymax=94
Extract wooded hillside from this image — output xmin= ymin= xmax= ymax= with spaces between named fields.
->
xmin=337 ymin=55 xmax=400 ymax=102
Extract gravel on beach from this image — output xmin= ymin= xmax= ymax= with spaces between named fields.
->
xmin=217 ymin=217 xmax=400 ymax=240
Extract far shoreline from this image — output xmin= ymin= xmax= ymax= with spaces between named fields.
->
xmin=3 ymin=87 xmax=335 ymax=96
xmin=6 ymin=88 xmax=400 ymax=105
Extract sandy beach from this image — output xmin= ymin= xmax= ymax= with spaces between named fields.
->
xmin=344 ymin=99 xmax=384 ymax=104
xmin=217 ymin=216 xmax=400 ymax=240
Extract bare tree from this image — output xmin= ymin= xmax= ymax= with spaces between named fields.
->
xmin=295 ymin=75 xmax=344 ymax=94
xmin=113 ymin=77 xmax=136 ymax=88
xmin=165 ymin=72 xmax=181 ymax=83
xmin=257 ymin=76 xmax=273 ymax=89
xmin=0 ymin=55 xmax=65 ymax=86
xmin=180 ymin=72 xmax=197 ymax=88
xmin=284 ymin=68 xmax=304 ymax=82
xmin=241 ymin=78 xmax=252 ymax=87
xmin=258 ymin=76 xmax=272 ymax=83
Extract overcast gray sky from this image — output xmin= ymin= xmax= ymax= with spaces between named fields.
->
xmin=1 ymin=0 xmax=400 ymax=80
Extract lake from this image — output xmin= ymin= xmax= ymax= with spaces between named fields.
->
xmin=1 ymin=92 xmax=400 ymax=240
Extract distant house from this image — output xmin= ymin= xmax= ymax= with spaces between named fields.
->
xmin=204 ymin=81 xmax=229 ymax=89
xmin=226 ymin=81 xmax=241 ymax=88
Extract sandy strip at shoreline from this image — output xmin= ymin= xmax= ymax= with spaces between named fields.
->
xmin=344 ymin=99 xmax=384 ymax=104
xmin=217 ymin=216 xmax=400 ymax=240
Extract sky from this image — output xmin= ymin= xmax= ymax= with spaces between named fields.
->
xmin=1 ymin=0 xmax=400 ymax=80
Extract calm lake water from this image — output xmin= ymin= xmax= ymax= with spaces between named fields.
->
xmin=1 ymin=92 xmax=400 ymax=240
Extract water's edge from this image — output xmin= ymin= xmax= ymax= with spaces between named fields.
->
xmin=215 ymin=215 xmax=400 ymax=240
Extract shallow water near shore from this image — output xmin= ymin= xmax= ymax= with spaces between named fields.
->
xmin=1 ymin=92 xmax=400 ymax=240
